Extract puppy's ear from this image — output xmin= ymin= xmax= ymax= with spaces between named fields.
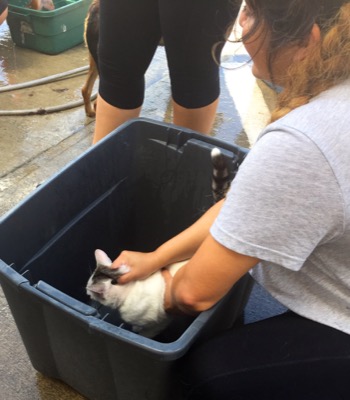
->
xmin=97 ymin=266 xmax=126 ymax=281
xmin=95 ymin=249 xmax=112 ymax=267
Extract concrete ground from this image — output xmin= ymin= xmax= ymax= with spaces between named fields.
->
xmin=0 ymin=19 xmax=282 ymax=400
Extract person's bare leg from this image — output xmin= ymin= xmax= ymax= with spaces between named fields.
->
xmin=92 ymin=95 xmax=142 ymax=144
xmin=172 ymin=98 xmax=219 ymax=135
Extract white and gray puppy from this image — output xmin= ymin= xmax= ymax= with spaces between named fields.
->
xmin=86 ymin=249 xmax=186 ymax=338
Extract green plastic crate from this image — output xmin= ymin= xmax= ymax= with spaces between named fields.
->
xmin=7 ymin=0 xmax=91 ymax=54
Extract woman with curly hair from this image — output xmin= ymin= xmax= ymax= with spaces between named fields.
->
xmin=111 ymin=1 xmax=350 ymax=397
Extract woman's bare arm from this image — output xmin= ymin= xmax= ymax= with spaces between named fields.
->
xmin=113 ymin=200 xmax=224 ymax=283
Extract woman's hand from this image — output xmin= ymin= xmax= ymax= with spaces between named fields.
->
xmin=111 ymin=200 xmax=225 ymax=285
xmin=111 ymin=250 xmax=162 ymax=284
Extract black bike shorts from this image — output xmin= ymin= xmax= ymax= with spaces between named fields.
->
xmin=98 ymin=0 xmax=241 ymax=109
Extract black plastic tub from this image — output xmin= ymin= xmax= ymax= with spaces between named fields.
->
xmin=0 ymin=118 xmax=250 ymax=400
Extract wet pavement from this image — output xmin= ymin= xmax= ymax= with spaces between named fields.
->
xmin=0 ymin=18 xmax=281 ymax=400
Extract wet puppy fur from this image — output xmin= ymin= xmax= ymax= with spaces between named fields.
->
xmin=81 ymin=0 xmax=100 ymax=117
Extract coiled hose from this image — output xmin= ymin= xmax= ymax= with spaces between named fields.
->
xmin=0 ymin=66 xmax=97 ymax=116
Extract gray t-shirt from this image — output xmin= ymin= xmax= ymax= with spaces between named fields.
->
xmin=211 ymin=79 xmax=350 ymax=334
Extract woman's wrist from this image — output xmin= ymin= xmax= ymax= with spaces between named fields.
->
xmin=152 ymin=247 xmax=173 ymax=270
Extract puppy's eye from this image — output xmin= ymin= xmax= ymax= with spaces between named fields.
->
xmin=111 ymin=279 xmax=118 ymax=285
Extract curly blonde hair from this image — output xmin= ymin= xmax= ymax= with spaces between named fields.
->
xmin=271 ymin=3 xmax=350 ymax=122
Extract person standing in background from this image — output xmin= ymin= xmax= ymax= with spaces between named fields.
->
xmin=92 ymin=0 xmax=243 ymax=143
